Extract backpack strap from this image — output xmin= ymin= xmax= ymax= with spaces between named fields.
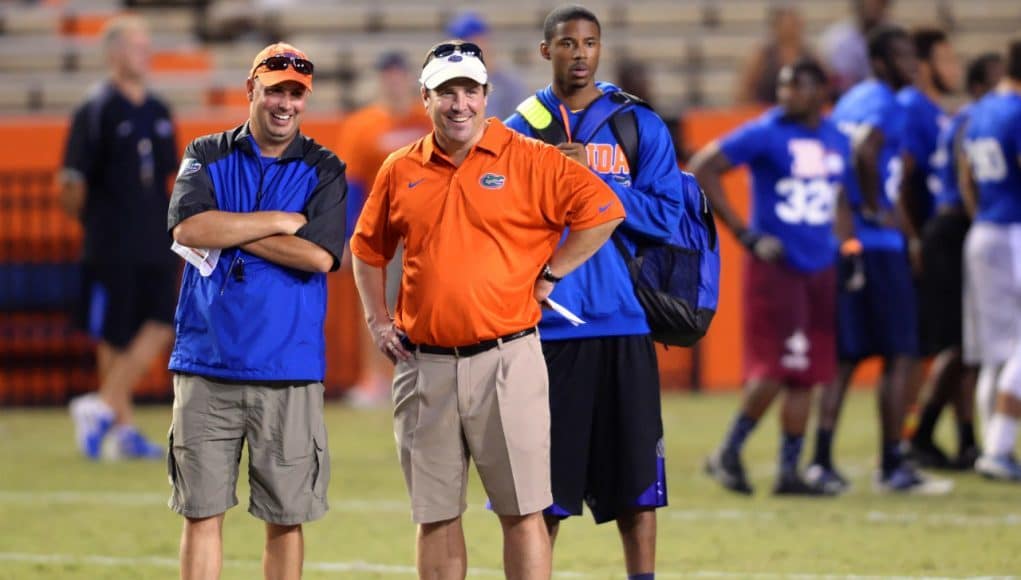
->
xmin=572 ymin=90 xmax=634 ymax=144
xmin=517 ymin=89 xmax=650 ymax=163
xmin=609 ymin=109 xmax=639 ymax=180
xmin=515 ymin=95 xmax=568 ymax=144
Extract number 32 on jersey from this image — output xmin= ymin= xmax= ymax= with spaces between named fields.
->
xmin=774 ymin=138 xmax=838 ymax=226
xmin=775 ymin=178 xmax=837 ymax=225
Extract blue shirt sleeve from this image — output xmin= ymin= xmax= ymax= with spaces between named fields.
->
xmin=901 ymin=105 xmax=925 ymax=162
xmin=609 ymin=107 xmax=684 ymax=242
xmin=871 ymin=98 xmax=906 ymax=150
xmin=1012 ymin=111 xmax=1021 ymax=161
xmin=718 ymin=119 xmax=768 ymax=167
xmin=342 ymin=178 xmax=366 ymax=253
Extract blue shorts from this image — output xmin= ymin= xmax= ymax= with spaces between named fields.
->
xmin=837 ymin=249 xmax=918 ymax=360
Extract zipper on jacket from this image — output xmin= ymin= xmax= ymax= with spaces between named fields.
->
xmin=218 ymin=250 xmax=240 ymax=295
xmin=218 ymin=145 xmax=272 ymax=296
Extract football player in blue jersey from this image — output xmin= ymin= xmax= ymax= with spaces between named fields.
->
xmin=807 ymin=24 xmax=953 ymax=494
xmin=897 ymin=28 xmax=959 ymax=252
xmin=504 ymin=5 xmax=686 ymax=578
xmin=692 ymin=59 xmax=854 ymax=496
xmin=962 ymin=39 xmax=1021 ymax=482
xmin=895 ymin=27 xmax=962 ymax=468
xmin=910 ymin=52 xmax=1003 ymax=470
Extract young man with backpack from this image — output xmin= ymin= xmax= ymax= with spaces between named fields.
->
xmin=504 ymin=5 xmax=688 ymax=578
xmin=691 ymin=59 xmax=854 ymax=496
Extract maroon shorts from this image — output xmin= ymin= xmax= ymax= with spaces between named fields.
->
xmin=742 ymin=255 xmax=836 ymax=388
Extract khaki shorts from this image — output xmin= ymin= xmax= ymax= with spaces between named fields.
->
xmin=392 ymin=333 xmax=551 ymax=524
xmin=167 ymin=374 xmax=330 ymax=525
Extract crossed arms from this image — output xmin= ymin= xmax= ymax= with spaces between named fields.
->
xmin=173 ymin=210 xmax=333 ymax=273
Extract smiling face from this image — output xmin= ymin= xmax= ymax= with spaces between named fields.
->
xmin=422 ymin=77 xmax=487 ymax=154
xmin=542 ymin=18 xmax=601 ymax=94
xmin=247 ymin=78 xmax=308 ymax=156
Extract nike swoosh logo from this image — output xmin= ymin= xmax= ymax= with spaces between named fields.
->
xmin=408 ymin=179 xmax=426 ymax=188
xmin=598 ymin=203 xmax=611 ymax=212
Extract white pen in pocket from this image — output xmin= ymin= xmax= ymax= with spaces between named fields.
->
xmin=543 ymin=297 xmax=586 ymax=326
xmin=171 ymin=241 xmax=221 ymax=277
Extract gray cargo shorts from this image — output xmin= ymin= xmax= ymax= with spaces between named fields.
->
xmin=167 ymin=374 xmax=330 ymax=525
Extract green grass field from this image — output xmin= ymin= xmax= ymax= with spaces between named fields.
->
xmin=1 ymin=391 xmax=1018 ymax=579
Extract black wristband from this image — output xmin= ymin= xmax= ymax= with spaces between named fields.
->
xmin=540 ymin=263 xmax=563 ymax=283
xmin=736 ymin=229 xmax=761 ymax=251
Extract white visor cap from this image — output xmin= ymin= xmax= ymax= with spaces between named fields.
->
xmin=420 ymin=52 xmax=488 ymax=90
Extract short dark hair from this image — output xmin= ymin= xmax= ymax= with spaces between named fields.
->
xmin=867 ymin=23 xmax=909 ymax=62
xmin=911 ymin=27 xmax=947 ymax=61
xmin=1008 ymin=38 xmax=1021 ymax=82
xmin=966 ymin=52 xmax=1002 ymax=91
xmin=787 ymin=57 xmax=828 ymax=86
xmin=542 ymin=4 xmax=600 ymax=43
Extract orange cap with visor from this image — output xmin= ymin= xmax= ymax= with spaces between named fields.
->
xmin=249 ymin=42 xmax=314 ymax=92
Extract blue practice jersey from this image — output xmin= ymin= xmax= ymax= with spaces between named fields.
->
xmin=830 ymin=79 xmax=907 ymax=250
xmin=964 ymin=91 xmax=1021 ymax=224
xmin=719 ymin=107 xmax=852 ymax=272
xmin=898 ymin=86 xmax=949 ymax=223
xmin=933 ymin=105 xmax=971 ymax=211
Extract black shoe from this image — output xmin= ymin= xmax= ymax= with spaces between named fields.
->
xmin=704 ymin=450 xmax=753 ymax=495
xmin=804 ymin=463 xmax=851 ymax=495
xmin=773 ymin=471 xmax=836 ymax=496
xmin=906 ymin=439 xmax=952 ymax=470
xmin=953 ymin=445 xmax=981 ymax=470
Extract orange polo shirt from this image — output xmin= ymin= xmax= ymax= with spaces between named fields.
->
xmin=351 ymin=118 xmax=624 ymax=347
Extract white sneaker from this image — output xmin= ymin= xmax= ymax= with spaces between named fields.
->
xmin=69 ymin=393 xmax=115 ymax=460
xmin=975 ymin=454 xmax=1021 ymax=482
xmin=873 ymin=464 xmax=954 ymax=495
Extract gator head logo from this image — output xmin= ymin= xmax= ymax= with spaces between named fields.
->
xmin=480 ymin=173 xmax=506 ymax=189
xmin=177 ymin=158 xmax=202 ymax=177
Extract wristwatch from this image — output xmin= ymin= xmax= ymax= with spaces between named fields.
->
xmin=540 ymin=263 xmax=563 ymax=283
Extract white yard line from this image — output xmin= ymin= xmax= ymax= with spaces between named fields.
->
xmin=0 ymin=552 xmax=1012 ymax=579
xmin=666 ymin=508 xmax=1021 ymax=527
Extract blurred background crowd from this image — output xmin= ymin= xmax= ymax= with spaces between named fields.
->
xmin=0 ymin=0 xmax=1018 ymax=410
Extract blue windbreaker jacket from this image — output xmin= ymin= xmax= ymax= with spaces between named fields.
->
xmin=167 ymin=123 xmax=347 ymax=381
xmin=505 ymin=82 xmax=684 ymax=340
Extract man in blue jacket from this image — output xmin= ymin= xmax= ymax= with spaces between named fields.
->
xmin=504 ymin=6 xmax=683 ymax=579
xmin=165 ymin=42 xmax=346 ymax=579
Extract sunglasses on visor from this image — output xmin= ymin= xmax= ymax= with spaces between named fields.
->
xmin=429 ymin=42 xmax=485 ymax=64
xmin=254 ymin=55 xmax=314 ymax=76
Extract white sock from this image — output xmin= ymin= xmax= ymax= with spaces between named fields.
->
xmin=976 ymin=364 xmax=1001 ymax=436
xmin=985 ymin=414 xmax=1019 ymax=458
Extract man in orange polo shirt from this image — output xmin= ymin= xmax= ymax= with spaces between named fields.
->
xmin=351 ymin=40 xmax=624 ymax=580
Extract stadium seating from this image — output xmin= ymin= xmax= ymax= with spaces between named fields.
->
xmin=0 ymin=0 xmax=1016 ymax=117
